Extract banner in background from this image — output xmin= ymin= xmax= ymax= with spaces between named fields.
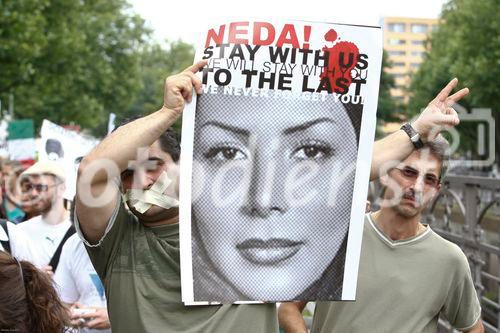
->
xmin=39 ymin=120 xmax=99 ymax=200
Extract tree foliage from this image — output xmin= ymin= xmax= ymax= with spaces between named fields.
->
xmin=1 ymin=0 xmax=150 ymax=135
xmin=376 ymin=50 xmax=397 ymax=124
xmin=123 ymin=40 xmax=195 ymax=131
xmin=409 ymin=0 xmax=500 ymax=161
xmin=0 ymin=0 xmax=48 ymax=93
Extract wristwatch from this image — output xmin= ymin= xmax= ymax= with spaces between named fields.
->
xmin=401 ymin=123 xmax=424 ymax=149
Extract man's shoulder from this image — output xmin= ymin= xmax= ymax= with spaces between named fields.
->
xmin=16 ymin=216 xmax=42 ymax=231
xmin=78 ymin=198 xmax=137 ymax=250
xmin=3 ymin=221 xmax=24 ymax=241
xmin=64 ymin=233 xmax=84 ymax=252
xmin=426 ymin=228 xmax=468 ymax=265
xmin=20 ymin=215 xmax=41 ymax=224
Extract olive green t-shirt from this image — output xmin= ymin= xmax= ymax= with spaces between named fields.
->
xmin=311 ymin=214 xmax=481 ymax=333
xmin=75 ymin=199 xmax=278 ymax=333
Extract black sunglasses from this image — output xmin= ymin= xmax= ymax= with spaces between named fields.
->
xmin=392 ymin=166 xmax=440 ymax=188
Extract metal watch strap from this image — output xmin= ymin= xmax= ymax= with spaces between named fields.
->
xmin=401 ymin=123 xmax=424 ymax=149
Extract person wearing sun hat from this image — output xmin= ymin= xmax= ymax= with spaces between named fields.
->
xmin=21 ymin=159 xmax=66 ymax=182
xmin=18 ymin=159 xmax=74 ymax=276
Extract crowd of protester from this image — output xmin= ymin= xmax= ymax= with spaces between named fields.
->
xmin=0 ymin=157 xmax=111 ymax=332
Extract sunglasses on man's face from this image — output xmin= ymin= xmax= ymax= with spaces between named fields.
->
xmin=392 ymin=166 xmax=440 ymax=188
xmin=21 ymin=183 xmax=57 ymax=193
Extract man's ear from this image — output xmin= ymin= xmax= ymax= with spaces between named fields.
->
xmin=56 ymin=182 xmax=66 ymax=198
xmin=431 ymin=183 xmax=442 ymax=200
xmin=379 ymin=174 xmax=389 ymax=187
xmin=167 ymin=163 xmax=181 ymax=197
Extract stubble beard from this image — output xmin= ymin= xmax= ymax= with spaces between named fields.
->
xmin=393 ymin=203 xmax=421 ymax=219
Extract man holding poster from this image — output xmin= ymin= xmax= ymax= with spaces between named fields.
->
xmin=76 ymin=60 xmax=279 ymax=333
xmin=75 ymin=19 xmax=465 ymax=332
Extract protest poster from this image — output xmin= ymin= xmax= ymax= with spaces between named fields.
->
xmin=39 ymin=120 xmax=99 ymax=200
xmin=179 ymin=19 xmax=382 ymax=303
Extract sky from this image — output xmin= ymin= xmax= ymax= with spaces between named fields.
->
xmin=128 ymin=0 xmax=448 ymax=45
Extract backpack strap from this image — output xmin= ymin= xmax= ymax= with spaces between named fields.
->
xmin=48 ymin=225 xmax=76 ymax=272
xmin=0 ymin=219 xmax=11 ymax=254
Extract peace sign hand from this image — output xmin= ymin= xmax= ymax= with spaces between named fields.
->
xmin=412 ymin=78 xmax=469 ymax=142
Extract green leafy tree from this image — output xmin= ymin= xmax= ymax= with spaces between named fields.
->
xmin=1 ymin=0 xmax=150 ymax=135
xmin=409 ymin=0 xmax=500 ymax=162
xmin=0 ymin=0 xmax=48 ymax=93
xmin=377 ymin=51 xmax=397 ymax=121
xmin=123 ymin=40 xmax=195 ymax=131
xmin=375 ymin=50 xmax=397 ymax=137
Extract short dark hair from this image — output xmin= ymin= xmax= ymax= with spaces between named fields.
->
xmin=158 ymin=127 xmax=181 ymax=162
xmin=115 ymin=116 xmax=181 ymax=162
xmin=422 ymin=134 xmax=450 ymax=179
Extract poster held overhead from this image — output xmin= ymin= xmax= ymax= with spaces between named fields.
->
xmin=179 ymin=19 xmax=382 ymax=304
xmin=39 ymin=120 xmax=99 ymax=200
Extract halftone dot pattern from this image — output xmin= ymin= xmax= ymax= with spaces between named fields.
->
xmin=191 ymin=89 xmax=362 ymax=303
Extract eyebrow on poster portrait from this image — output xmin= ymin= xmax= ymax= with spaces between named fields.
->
xmin=179 ymin=19 xmax=382 ymax=304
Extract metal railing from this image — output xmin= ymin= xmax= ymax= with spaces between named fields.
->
xmin=423 ymin=175 xmax=500 ymax=333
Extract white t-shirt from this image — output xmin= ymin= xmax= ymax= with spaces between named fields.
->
xmin=17 ymin=215 xmax=72 ymax=265
xmin=0 ymin=221 xmax=44 ymax=266
xmin=54 ymin=234 xmax=110 ymax=333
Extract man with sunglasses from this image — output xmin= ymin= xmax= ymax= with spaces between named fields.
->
xmin=279 ymin=118 xmax=483 ymax=330
xmin=17 ymin=160 xmax=74 ymax=276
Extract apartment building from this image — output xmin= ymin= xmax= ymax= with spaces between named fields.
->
xmin=382 ymin=17 xmax=439 ymax=104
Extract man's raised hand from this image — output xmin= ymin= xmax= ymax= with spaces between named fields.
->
xmin=162 ymin=60 xmax=207 ymax=115
xmin=413 ymin=78 xmax=469 ymax=142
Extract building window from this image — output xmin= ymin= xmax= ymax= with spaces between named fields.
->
xmin=412 ymin=40 xmax=425 ymax=46
xmin=410 ymin=63 xmax=421 ymax=69
xmin=393 ymin=62 xmax=406 ymax=67
xmin=411 ymin=24 xmax=428 ymax=33
xmin=393 ymin=73 xmax=407 ymax=78
xmin=388 ymin=50 xmax=406 ymax=56
xmin=411 ymin=51 xmax=425 ymax=57
xmin=387 ymin=23 xmax=406 ymax=33
xmin=388 ymin=38 xmax=406 ymax=45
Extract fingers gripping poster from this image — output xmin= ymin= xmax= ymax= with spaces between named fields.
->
xmin=180 ymin=20 xmax=382 ymax=304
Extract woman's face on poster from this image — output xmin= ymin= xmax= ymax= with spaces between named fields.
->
xmin=192 ymin=93 xmax=358 ymax=300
